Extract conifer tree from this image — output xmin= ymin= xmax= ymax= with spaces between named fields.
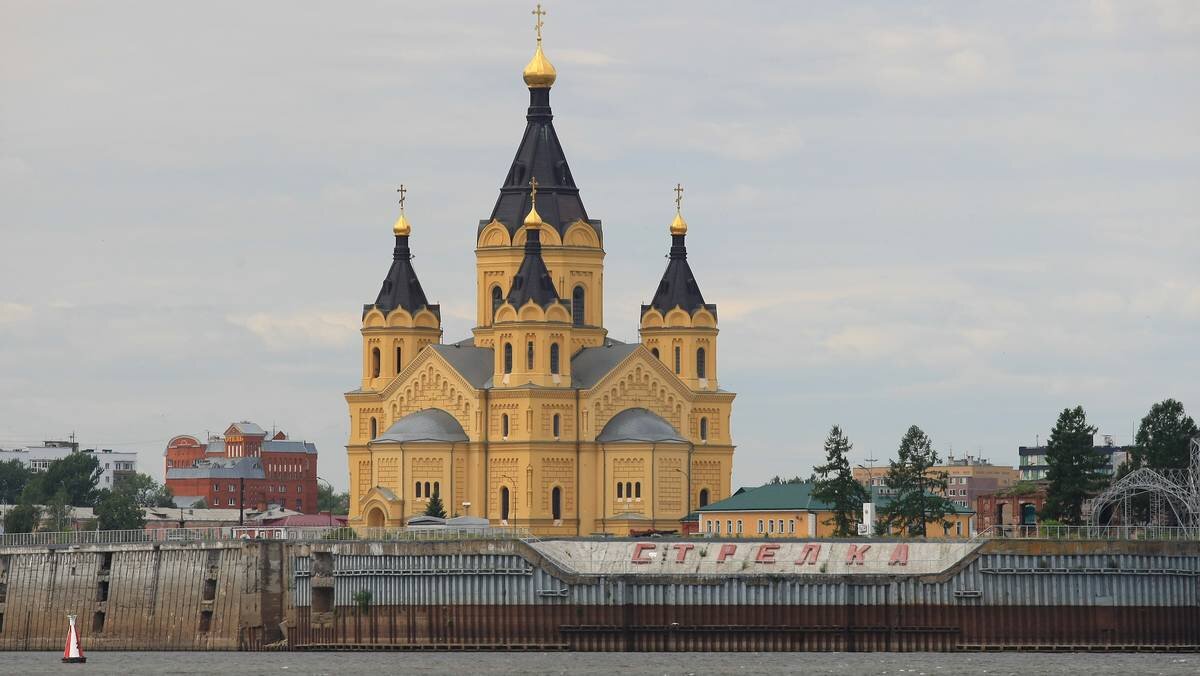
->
xmin=1041 ymin=406 xmax=1105 ymax=525
xmin=424 ymin=492 xmax=447 ymax=519
xmin=811 ymin=425 xmax=869 ymax=536
xmin=1131 ymin=399 xmax=1197 ymax=470
xmin=881 ymin=425 xmax=953 ymax=536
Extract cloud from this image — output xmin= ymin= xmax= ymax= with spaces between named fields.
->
xmin=227 ymin=311 xmax=360 ymax=351
xmin=0 ymin=302 xmax=33 ymax=325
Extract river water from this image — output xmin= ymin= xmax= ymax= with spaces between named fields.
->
xmin=0 ymin=652 xmax=1195 ymax=675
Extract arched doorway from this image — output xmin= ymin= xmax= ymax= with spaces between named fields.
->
xmin=500 ymin=486 xmax=511 ymax=522
xmin=367 ymin=507 xmax=385 ymax=528
xmin=1020 ymin=503 xmax=1037 ymax=526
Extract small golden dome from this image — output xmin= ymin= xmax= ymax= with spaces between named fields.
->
xmin=523 ymin=43 xmax=557 ymax=89
xmin=523 ymin=203 xmax=543 ymax=228
xmin=393 ymin=212 xmax=411 ymax=237
xmin=670 ymin=210 xmax=688 ymax=235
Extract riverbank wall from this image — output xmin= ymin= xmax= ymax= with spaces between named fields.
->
xmin=1 ymin=537 xmax=1197 ymax=651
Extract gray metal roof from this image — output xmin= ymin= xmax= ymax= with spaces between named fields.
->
xmin=430 ymin=343 xmax=495 ymax=388
xmin=261 ymin=439 xmax=318 ymax=455
xmin=596 ymin=407 xmax=686 ymax=443
xmin=571 ymin=340 xmax=638 ymax=388
xmin=376 ymin=408 xmax=469 ymax=443
xmin=165 ymin=456 xmax=266 ymax=480
xmin=229 ymin=421 xmax=266 ymax=436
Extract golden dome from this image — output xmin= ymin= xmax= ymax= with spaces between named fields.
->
xmin=523 ymin=43 xmax=557 ymax=89
xmin=523 ymin=202 xmax=543 ymax=228
xmin=393 ymin=211 xmax=411 ymax=237
xmin=670 ymin=210 xmax=688 ymax=235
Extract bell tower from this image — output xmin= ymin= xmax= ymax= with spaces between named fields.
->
xmin=474 ymin=6 xmax=606 ymax=354
xmin=640 ymin=184 xmax=719 ymax=391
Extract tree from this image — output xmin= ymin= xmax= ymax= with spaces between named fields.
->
xmin=764 ymin=475 xmax=806 ymax=485
xmin=190 ymin=498 xmax=208 ymax=509
xmin=40 ymin=490 xmax=74 ymax=532
xmin=1132 ymin=399 xmax=1197 ymax=470
xmin=881 ymin=425 xmax=954 ymax=537
xmin=0 ymin=459 xmax=33 ymax=504
xmin=811 ymin=425 xmax=869 ymax=536
xmin=3 ymin=502 xmax=42 ymax=534
xmin=1041 ymin=406 xmax=1105 ymax=525
xmin=116 ymin=472 xmax=176 ymax=507
xmin=424 ymin=491 xmax=447 ymax=519
xmin=24 ymin=453 xmax=100 ymax=507
xmin=94 ymin=489 xmax=146 ymax=531
xmin=317 ymin=483 xmax=350 ymax=514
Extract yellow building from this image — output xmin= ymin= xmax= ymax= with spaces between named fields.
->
xmin=698 ymin=483 xmax=975 ymax=539
xmin=345 ymin=14 xmax=734 ymax=535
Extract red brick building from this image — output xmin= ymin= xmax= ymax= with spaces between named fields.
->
xmin=975 ymin=485 xmax=1048 ymax=534
xmin=164 ymin=421 xmax=319 ymax=513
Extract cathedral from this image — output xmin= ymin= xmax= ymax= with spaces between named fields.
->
xmin=345 ymin=10 xmax=734 ymax=535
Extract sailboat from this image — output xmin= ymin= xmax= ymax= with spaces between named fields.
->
xmin=62 ymin=613 xmax=86 ymax=664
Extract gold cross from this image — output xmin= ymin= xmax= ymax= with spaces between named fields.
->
xmin=529 ymin=177 xmax=539 ymax=208
xmin=396 ymin=184 xmax=407 ymax=211
xmin=532 ymin=3 xmax=546 ymax=44
xmin=673 ymin=183 xmax=684 ymax=211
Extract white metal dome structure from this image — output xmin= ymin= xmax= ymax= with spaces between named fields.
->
xmin=1085 ymin=436 xmax=1200 ymax=537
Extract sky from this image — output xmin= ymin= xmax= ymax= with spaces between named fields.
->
xmin=1 ymin=1 xmax=1197 ymax=491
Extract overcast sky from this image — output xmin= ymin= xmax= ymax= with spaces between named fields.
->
xmin=2 ymin=1 xmax=1197 ymax=491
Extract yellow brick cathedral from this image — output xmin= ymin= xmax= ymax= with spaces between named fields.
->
xmin=345 ymin=9 xmax=734 ymax=535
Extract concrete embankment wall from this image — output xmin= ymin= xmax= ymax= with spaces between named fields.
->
xmin=0 ymin=541 xmax=285 ymax=651
xmin=1 ymin=537 xmax=1198 ymax=651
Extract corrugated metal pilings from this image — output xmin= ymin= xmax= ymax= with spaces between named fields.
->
xmin=286 ymin=540 xmax=1200 ymax=652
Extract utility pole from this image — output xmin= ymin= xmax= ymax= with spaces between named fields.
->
xmin=239 ymin=477 xmax=244 ymax=526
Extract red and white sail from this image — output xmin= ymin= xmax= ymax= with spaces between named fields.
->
xmin=62 ymin=613 xmax=86 ymax=664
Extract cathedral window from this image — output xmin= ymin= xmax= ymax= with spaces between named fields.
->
xmin=395 ymin=346 xmax=402 ymax=375
xmin=616 ymin=482 xmax=624 ymax=499
xmin=699 ymin=417 xmax=708 ymax=442
xmin=696 ymin=347 xmax=706 ymax=379
xmin=491 ymin=285 xmax=503 ymax=313
xmin=551 ymin=486 xmax=562 ymax=521
xmin=634 ymin=482 xmax=641 ymax=499
xmin=552 ymin=413 xmax=561 ymax=438
xmin=572 ymin=286 xmax=585 ymax=326
xmin=503 ymin=343 xmax=513 ymax=374
xmin=651 ymin=347 xmax=659 ymax=360
xmin=501 ymin=414 xmax=510 ymax=438
xmin=369 ymin=417 xmax=377 ymax=440
xmin=424 ymin=481 xmax=431 ymax=498
xmin=500 ymin=486 xmax=510 ymax=521
xmin=550 ymin=343 xmax=560 ymax=374
xmin=625 ymin=481 xmax=633 ymax=499
xmin=699 ymin=488 xmax=710 ymax=508
xmin=526 ymin=340 xmax=535 ymax=370
xmin=433 ymin=481 xmax=440 ymax=498
xmin=674 ymin=346 xmax=681 ymax=374
xmin=371 ymin=348 xmax=381 ymax=378
xmin=415 ymin=481 xmax=422 ymax=498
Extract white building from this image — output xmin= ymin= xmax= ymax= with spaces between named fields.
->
xmin=0 ymin=441 xmax=138 ymax=490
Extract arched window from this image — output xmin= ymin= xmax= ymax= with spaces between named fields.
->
xmin=696 ymin=347 xmax=706 ymax=379
xmin=551 ymin=486 xmax=562 ymax=521
xmin=625 ymin=481 xmax=633 ymax=499
xmin=491 ymin=285 xmax=503 ymax=313
xmin=500 ymin=486 xmax=510 ymax=521
xmin=699 ymin=417 xmax=708 ymax=442
xmin=699 ymin=488 xmax=710 ymax=508
xmin=371 ymin=348 xmax=381 ymax=378
xmin=424 ymin=481 xmax=431 ymax=498
xmin=617 ymin=482 xmax=624 ymax=499
xmin=526 ymin=340 xmax=535 ymax=370
xmin=634 ymin=482 xmax=641 ymax=499
xmin=651 ymin=347 xmax=659 ymax=360
xmin=415 ymin=481 xmax=422 ymax=498
xmin=572 ymin=286 xmax=585 ymax=326
xmin=673 ymin=346 xmax=681 ymax=374
xmin=433 ymin=481 xmax=439 ymax=498
xmin=395 ymin=346 xmax=402 ymax=375
xmin=503 ymin=343 xmax=513 ymax=374
xmin=369 ymin=417 xmax=377 ymax=440
xmin=550 ymin=343 xmax=560 ymax=374
xmin=501 ymin=414 xmax=510 ymax=438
